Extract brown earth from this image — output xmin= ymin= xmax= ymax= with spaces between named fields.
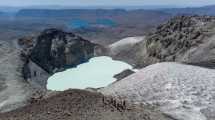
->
xmin=0 ymin=89 xmax=173 ymax=120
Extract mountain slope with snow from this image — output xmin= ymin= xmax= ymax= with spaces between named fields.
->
xmin=114 ymin=16 xmax=215 ymax=68
xmin=100 ymin=62 xmax=215 ymax=120
xmin=109 ymin=36 xmax=145 ymax=55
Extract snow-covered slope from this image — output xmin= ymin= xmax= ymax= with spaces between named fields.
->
xmin=100 ymin=62 xmax=215 ymax=120
xmin=109 ymin=36 xmax=145 ymax=55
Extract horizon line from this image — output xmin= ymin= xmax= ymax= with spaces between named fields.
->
xmin=0 ymin=4 xmax=214 ymax=8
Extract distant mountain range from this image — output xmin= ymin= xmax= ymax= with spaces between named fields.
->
xmin=0 ymin=4 xmax=214 ymax=18
xmin=160 ymin=5 xmax=215 ymax=16
xmin=12 ymin=9 xmax=171 ymax=44
xmin=8 ymin=5 xmax=215 ymax=21
xmin=0 ymin=5 xmax=215 ymax=44
xmin=15 ymin=9 xmax=172 ymax=19
xmin=0 ymin=5 xmax=194 ymax=12
xmin=16 ymin=9 xmax=127 ymax=18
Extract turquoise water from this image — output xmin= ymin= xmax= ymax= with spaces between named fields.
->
xmin=96 ymin=19 xmax=116 ymax=27
xmin=69 ymin=19 xmax=90 ymax=29
xmin=68 ymin=19 xmax=116 ymax=29
xmin=47 ymin=56 xmax=133 ymax=91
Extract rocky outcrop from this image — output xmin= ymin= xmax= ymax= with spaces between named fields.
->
xmin=100 ymin=62 xmax=215 ymax=120
xmin=145 ymin=16 xmax=209 ymax=62
xmin=114 ymin=16 xmax=215 ymax=68
xmin=113 ymin=69 xmax=135 ymax=81
xmin=28 ymin=29 xmax=104 ymax=73
xmin=19 ymin=28 xmax=106 ymax=88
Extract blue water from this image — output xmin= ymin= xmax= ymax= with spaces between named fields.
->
xmin=47 ymin=56 xmax=133 ymax=91
xmin=69 ymin=19 xmax=90 ymax=29
xmin=68 ymin=19 xmax=116 ymax=29
xmin=96 ymin=19 xmax=116 ymax=27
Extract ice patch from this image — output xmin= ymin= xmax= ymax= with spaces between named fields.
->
xmin=47 ymin=56 xmax=133 ymax=91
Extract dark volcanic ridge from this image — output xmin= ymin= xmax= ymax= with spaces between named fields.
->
xmin=21 ymin=28 xmax=105 ymax=73
xmin=19 ymin=28 xmax=107 ymax=89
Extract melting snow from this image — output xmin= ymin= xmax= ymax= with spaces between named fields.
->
xmin=100 ymin=62 xmax=215 ymax=120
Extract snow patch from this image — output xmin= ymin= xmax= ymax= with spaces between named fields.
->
xmin=100 ymin=62 xmax=215 ymax=120
xmin=109 ymin=36 xmax=145 ymax=54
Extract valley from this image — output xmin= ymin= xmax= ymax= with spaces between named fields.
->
xmin=0 ymin=8 xmax=171 ymax=45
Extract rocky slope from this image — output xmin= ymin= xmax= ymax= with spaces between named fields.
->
xmin=0 ymin=28 xmax=107 ymax=113
xmin=22 ymin=28 xmax=104 ymax=73
xmin=19 ymin=28 xmax=106 ymax=89
xmin=111 ymin=16 xmax=215 ymax=68
xmin=0 ymin=89 xmax=173 ymax=120
xmin=0 ymin=40 xmax=34 ymax=113
xmin=100 ymin=62 xmax=215 ymax=120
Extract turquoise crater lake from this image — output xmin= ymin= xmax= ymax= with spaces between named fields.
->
xmin=47 ymin=56 xmax=133 ymax=91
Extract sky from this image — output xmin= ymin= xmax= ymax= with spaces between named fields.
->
xmin=0 ymin=0 xmax=215 ymax=7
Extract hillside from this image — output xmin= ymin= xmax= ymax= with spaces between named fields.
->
xmin=0 ymin=89 xmax=173 ymax=120
xmin=19 ymin=28 xmax=106 ymax=89
xmin=100 ymin=62 xmax=215 ymax=120
xmin=0 ymin=28 xmax=106 ymax=112
xmin=0 ymin=40 xmax=34 ymax=113
xmin=111 ymin=15 xmax=215 ymax=68
xmin=109 ymin=36 xmax=145 ymax=56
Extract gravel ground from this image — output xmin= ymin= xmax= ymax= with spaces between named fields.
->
xmin=0 ymin=89 xmax=173 ymax=120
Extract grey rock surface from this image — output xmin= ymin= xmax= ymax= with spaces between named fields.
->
xmin=19 ymin=28 xmax=106 ymax=89
xmin=113 ymin=69 xmax=135 ymax=81
xmin=27 ymin=29 xmax=104 ymax=73
xmin=111 ymin=16 xmax=215 ymax=69
xmin=0 ymin=41 xmax=34 ymax=112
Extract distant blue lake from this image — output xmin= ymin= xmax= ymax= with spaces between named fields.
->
xmin=69 ymin=19 xmax=90 ymax=29
xmin=68 ymin=19 xmax=116 ymax=29
xmin=96 ymin=19 xmax=116 ymax=27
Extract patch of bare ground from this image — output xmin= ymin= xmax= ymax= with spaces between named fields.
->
xmin=0 ymin=89 xmax=173 ymax=120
